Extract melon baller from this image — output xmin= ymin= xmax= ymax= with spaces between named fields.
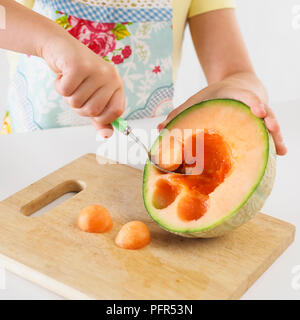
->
xmin=112 ymin=117 xmax=195 ymax=176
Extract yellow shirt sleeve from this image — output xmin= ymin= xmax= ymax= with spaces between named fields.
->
xmin=19 ymin=0 xmax=35 ymax=9
xmin=189 ymin=0 xmax=235 ymax=18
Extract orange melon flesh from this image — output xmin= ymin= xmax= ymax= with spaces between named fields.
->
xmin=151 ymin=134 xmax=183 ymax=172
xmin=77 ymin=205 xmax=113 ymax=233
xmin=152 ymin=179 xmax=179 ymax=210
xmin=177 ymin=192 xmax=209 ymax=222
xmin=115 ymin=221 xmax=151 ymax=250
xmin=143 ymin=99 xmax=276 ymax=237
xmin=153 ymin=131 xmax=232 ymax=221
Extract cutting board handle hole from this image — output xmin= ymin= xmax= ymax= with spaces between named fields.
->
xmin=20 ymin=180 xmax=84 ymax=217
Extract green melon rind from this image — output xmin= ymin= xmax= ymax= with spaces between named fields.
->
xmin=142 ymin=99 xmax=276 ymax=238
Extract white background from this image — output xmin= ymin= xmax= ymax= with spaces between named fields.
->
xmin=175 ymin=0 xmax=300 ymax=106
xmin=0 ymin=0 xmax=300 ymax=300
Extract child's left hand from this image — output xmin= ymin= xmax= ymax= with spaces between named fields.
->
xmin=158 ymin=72 xmax=287 ymax=156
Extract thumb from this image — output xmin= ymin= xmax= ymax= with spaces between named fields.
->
xmin=91 ymin=119 xmax=114 ymax=138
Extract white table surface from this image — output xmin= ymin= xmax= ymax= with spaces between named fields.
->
xmin=0 ymin=100 xmax=299 ymax=300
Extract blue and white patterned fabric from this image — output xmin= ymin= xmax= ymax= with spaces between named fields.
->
xmin=41 ymin=0 xmax=173 ymax=22
xmin=4 ymin=0 xmax=174 ymax=133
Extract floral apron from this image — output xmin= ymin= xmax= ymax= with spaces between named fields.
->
xmin=1 ymin=0 xmax=174 ymax=134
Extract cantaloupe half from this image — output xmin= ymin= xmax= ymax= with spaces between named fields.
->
xmin=143 ymin=99 xmax=276 ymax=238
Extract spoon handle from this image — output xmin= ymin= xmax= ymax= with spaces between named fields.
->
xmin=111 ymin=117 xmax=130 ymax=135
xmin=111 ymin=117 xmax=175 ymax=174
xmin=112 ymin=117 xmax=149 ymax=155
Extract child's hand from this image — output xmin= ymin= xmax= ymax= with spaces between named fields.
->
xmin=0 ymin=0 xmax=124 ymax=137
xmin=41 ymin=34 xmax=125 ymax=137
xmin=158 ymin=73 xmax=287 ymax=156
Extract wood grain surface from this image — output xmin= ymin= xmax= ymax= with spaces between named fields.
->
xmin=0 ymin=154 xmax=295 ymax=299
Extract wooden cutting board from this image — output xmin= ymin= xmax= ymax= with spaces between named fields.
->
xmin=0 ymin=154 xmax=295 ymax=300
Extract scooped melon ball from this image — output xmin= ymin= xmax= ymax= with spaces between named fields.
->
xmin=77 ymin=204 xmax=113 ymax=233
xmin=173 ymin=130 xmax=232 ymax=193
xmin=115 ymin=221 xmax=151 ymax=250
xmin=151 ymin=131 xmax=183 ymax=172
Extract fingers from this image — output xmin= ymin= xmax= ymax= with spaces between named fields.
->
xmin=250 ymin=103 xmax=267 ymax=118
xmin=264 ymin=106 xmax=287 ymax=155
xmin=242 ymin=93 xmax=266 ymax=118
xmin=264 ymin=115 xmax=280 ymax=132
xmin=92 ymin=88 xmax=125 ymax=129
xmin=59 ymin=64 xmax=125 ymax=138
xmin=63 ymin=76 xmax=101 ymax=109
xmin=225 ymin=90 xmax=287 ymax=155
xmin=50 ymin=39 xmax=126 ymax=138
xmin=158 ymin=88 xmax=287 ymax=156
xmin=219 ymin=88 xmax=267 ymax=118
xmin=158 ymin=89 xmax=266 ymax=131
xmin=59 ymin=58 xmax=124 ymax=122
xmin=275 ymin=143 xmax=288 ymax=156
xmin=74 ymin=85 xmax=117 ymax=118
xmin=229 ymin=91 xmax=287 ymax=155
xmin=55 ymin=70 xmax=87 ymax=97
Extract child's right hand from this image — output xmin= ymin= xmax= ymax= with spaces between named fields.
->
xmin=41 ymin=33 xmax=125 ymax=137
xmin=0 ymin=0 xmax=125 ymax=137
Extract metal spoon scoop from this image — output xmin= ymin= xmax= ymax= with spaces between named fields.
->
xmin=112 ymin=117 xmax=191 ymax=175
